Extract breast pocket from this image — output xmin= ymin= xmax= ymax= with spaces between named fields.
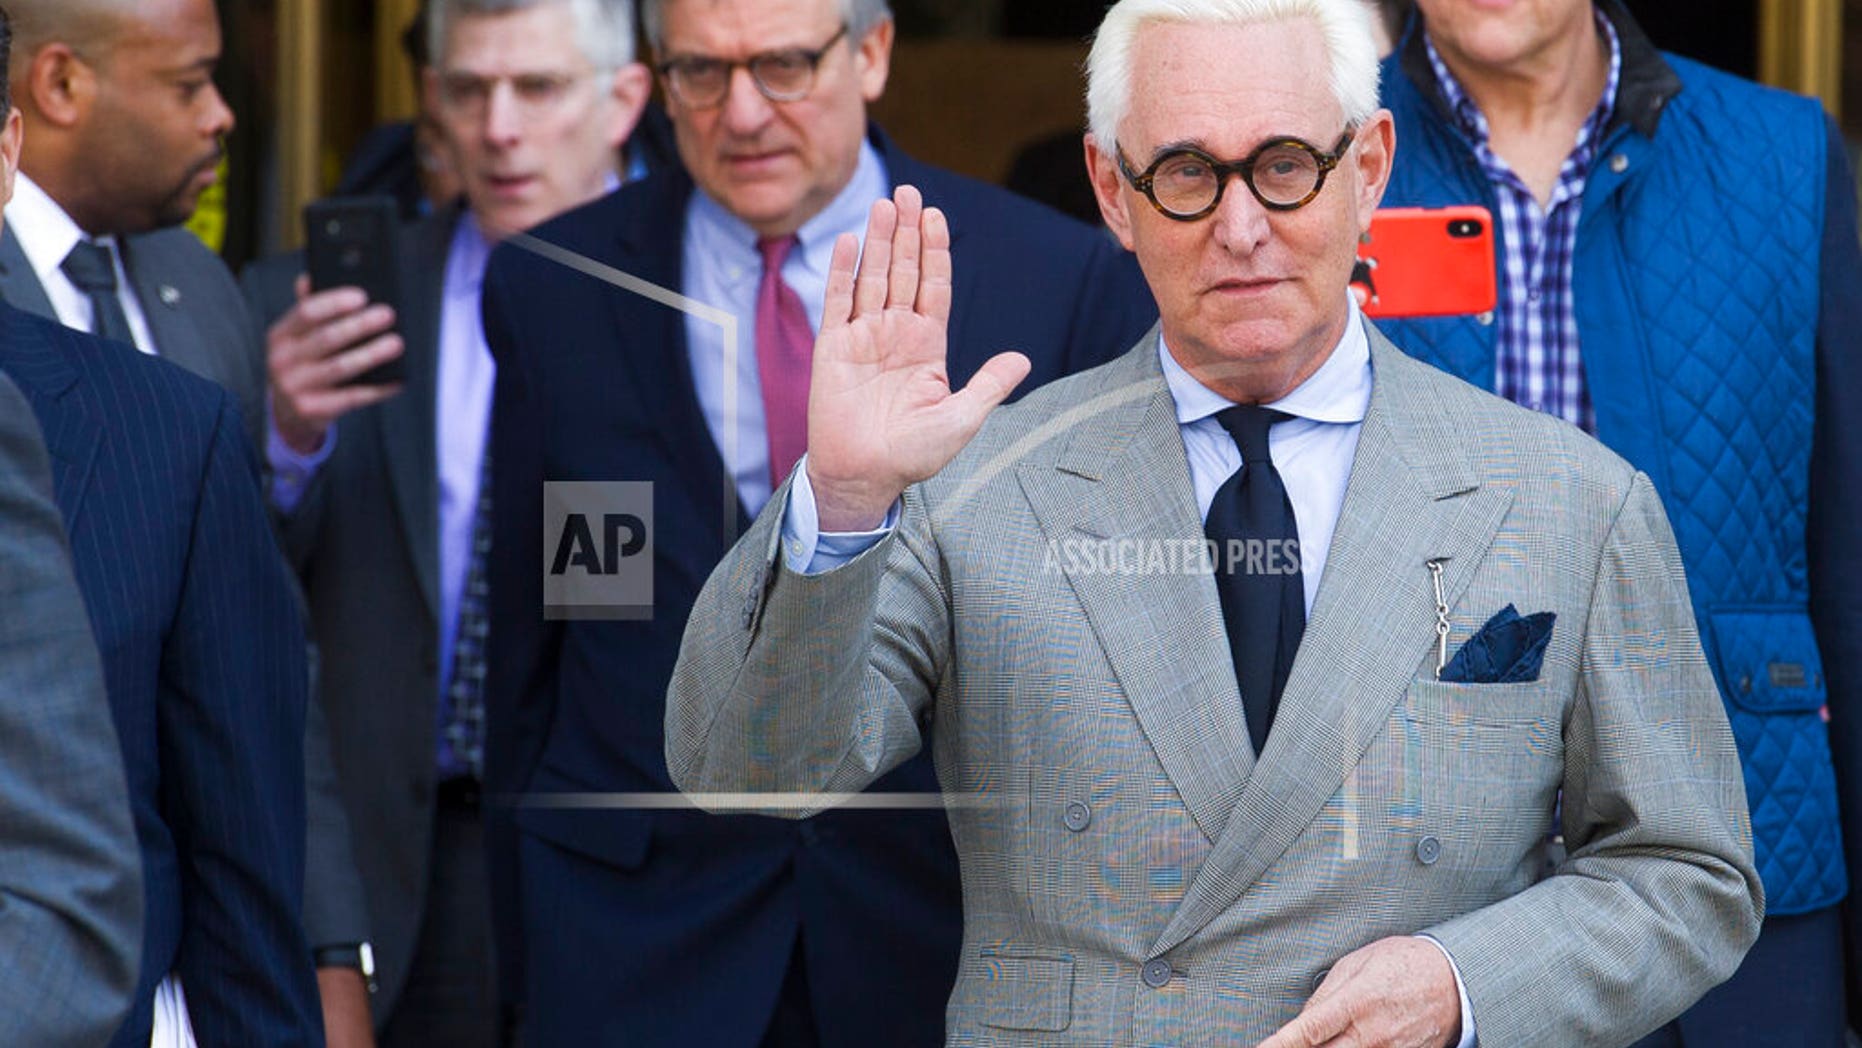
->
xmin=1401 ymin=678 xmax=1567 ymax=882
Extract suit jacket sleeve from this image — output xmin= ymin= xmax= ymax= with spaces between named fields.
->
xmin=159 ymin=393 xmax=322 ymax=1045
xmin=236 ymin=256 xmax=373 ymax=954
xmin=667 ymin=479 xmax=949 ymax=809
xmin=1806 ymin=114 xmax=1862 ymax=999
xmin=0 ymin=376 xmax=144 ymax=1048
xmin=1426 ymin=473 xmax=1763 ymax=1045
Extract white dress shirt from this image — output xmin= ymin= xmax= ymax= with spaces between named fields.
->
xmin=8 ymin=173 xmax=159 ymax=355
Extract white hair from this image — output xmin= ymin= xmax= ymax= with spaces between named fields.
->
xmin=430 ymin=0 xmax=638 ymax=71
xmin=639 ymin=0 xmax=892 ymax=51
xmin=1086 ymin=0 xmax=1381 ymax=150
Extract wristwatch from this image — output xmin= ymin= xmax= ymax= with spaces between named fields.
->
xmin=312 ymin=941 xmax=378 ymax=995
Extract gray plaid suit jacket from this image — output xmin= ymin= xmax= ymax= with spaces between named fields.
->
xmin=668 ymin=325 xmax=1762 ymax=1047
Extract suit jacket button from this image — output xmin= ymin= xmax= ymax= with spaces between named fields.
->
xmin=1417 ymin=835 xmax=1442 ymax=865
xmin=1063 ymin=801 xmax=1092 ymax=832
xmin=1142 ymin=959 xmax=1173 ymax=988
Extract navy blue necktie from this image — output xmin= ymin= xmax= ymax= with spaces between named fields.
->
xmin=1204 ymin=405 xmax=1306 ymax=756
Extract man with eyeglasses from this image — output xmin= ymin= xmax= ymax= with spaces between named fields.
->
xmin=473 ymin=0 xmax=1156 ymax=1044
xmin=1372 ymin=3 xmax=1862 ymax=1043
xmin=667 ymin=0 xmax=1762 ymax=1044
xmin=242 ymin=1 xmax=653 ymax=1045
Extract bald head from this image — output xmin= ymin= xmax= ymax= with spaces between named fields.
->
xmin=9 ymin=0 xmax=232 ymax=235
xmin=7 ymin=0 xmax=136 ymax=75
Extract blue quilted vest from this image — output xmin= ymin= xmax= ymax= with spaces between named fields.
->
xmin=1377 ymin=14 xmax=1843 ymax=914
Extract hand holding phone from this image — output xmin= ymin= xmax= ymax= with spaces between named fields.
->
xmin=265 ymin=197 xmax=407 ymax=455
xmin=303 ymin=196 xmax=406 ymax=387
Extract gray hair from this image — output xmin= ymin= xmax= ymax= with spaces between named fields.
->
xmin=1086 ymin=0 xmax=1381 ymax=150
xmin=429 ymin=0 xmax=638 ymax=71
xmin=639 ymin=0 xmax=892 ymax=52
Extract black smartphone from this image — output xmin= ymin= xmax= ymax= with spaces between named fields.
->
xmin=303 ymin=196 xmax=405 ymax=387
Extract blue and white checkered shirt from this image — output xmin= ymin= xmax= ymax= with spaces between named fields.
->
xmin=1423 ymin=16 xmax=1622 ymax=433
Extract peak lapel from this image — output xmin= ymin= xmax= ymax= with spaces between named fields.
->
xmin=1016 ymin=338 xmax=1255 ymax=846
xmin=0 ymin=308 xmax=100 ymax=529
xmin=1151 ymin=328 xmax=1514 ymax=956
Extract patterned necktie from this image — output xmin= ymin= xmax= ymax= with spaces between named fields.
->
xmin=61 ymin=240 xmax=135 ymax=346
xmin=443 ymin=452 xmax=492 ymax=780
xmin=1204 ymin=405 xmax=1306 ymax=756
xmin=755 ymin=235 xmax=813 ymax=489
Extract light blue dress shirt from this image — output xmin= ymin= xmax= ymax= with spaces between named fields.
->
xmin=683 ymin=140 xmax=889 ymax=519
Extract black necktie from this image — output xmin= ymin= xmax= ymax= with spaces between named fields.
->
xmin=1204 ymin=405 xmax=1306 ymax=756
xmin=61 ymin=240 xmax=135 ymax=347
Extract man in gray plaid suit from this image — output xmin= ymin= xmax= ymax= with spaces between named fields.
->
xmin=667 ymin=0 xmax=1762 ymax=1044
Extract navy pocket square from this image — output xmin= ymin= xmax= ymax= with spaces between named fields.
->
xmin=1440 ymin=604 xmax=1555 ymax=684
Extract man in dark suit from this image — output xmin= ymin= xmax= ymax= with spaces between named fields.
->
xmin=477 ymin=0 xmax=1157 ymax=1043
xmin=0 ymin=57 xmax=319 ymax=1042
xmin=244 ymin=1 xmax=652 ymax=1043
xmin=0 ymin=369 xmax=144 ymax=1048
xmin=3 ymin=0 xmax=263 ymax=445
xmin=5 ymin=0 xmax=374 ymax=1037
xmin=0 ymin=297 xmax=322 ymax=1047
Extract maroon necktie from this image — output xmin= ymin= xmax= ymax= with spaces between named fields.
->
xmin=755 ymin=235 xmax=813 ymax=489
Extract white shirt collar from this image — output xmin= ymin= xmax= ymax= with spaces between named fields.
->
xmin=9 ymin=172 xmax=116 ymax=285
xmin=1160 ymin=296 xmax=1374 ymax=427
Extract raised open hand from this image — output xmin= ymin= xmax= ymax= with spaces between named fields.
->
xmin=804 ymin=185 xmax=1032 ymax=531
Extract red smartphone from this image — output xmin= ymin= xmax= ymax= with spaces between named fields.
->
xmin=1352 ymin=206 xmax=1497 ymax=318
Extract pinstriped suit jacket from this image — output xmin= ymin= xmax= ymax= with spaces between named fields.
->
xmin=0 ymin=370 xmax=143 ymax=1046
xmin=0 ymin=303 xmax=321 ymax=1046
xmin=669 ymin=325 xmax=1763 ymax=1047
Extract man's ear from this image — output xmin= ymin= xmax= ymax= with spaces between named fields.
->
xmin=605 ymin=62 xmax=653 ymax=151
xmin=23 ymin=45 xmax=92 ymax=129
xmin=1084 ymin=133 xmax=1136 ymax=251
xmin=854 ymin=17 xmax=894 ymax=103
xmin=0 ymin=108 xmax=23 ymax=210
xmin=1353 ymin=109 xmax=1396 ymax=230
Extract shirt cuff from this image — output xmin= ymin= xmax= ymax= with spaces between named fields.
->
xmin=1414 ymin=935 xmax=1476 ymax=1048
xmin=267 ymin=413 xmax=336 ymax=514
xmin=781 ymin=456 xmax=900 ymax=575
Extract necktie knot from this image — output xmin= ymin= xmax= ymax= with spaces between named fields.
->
xmin=757 ymin=234 xmax=798 ymax=275
xmin=62 ymin=240 xmax=120 ymax=294
xmin=1214 ymin=404 xmax=1292 ymax=463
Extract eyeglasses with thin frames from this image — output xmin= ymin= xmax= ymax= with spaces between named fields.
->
xmin=1116 ymin=130 xmax=1358 ymax=221
xmin=657 ymin=24 xmax=850 ymax=109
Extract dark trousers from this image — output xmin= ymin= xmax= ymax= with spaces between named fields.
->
xmin=381 ymin=781 xmax=500 ymax=1048
xmin=1631 ymin=904 xmax=1845 ymax=1048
